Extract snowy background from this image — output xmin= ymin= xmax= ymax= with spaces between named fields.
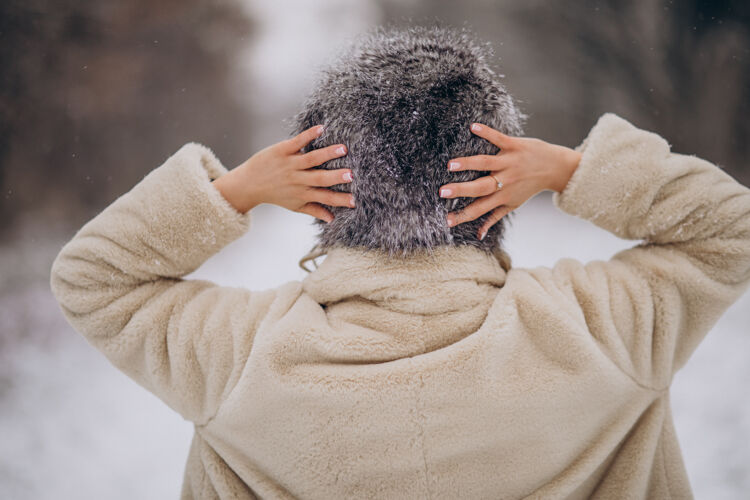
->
xmin=2 ymin=1 xmax=749 ymax=499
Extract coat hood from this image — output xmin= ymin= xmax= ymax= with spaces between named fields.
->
xmin=301 ymin=244 xmax=511 ymax=313
xmin=297 ymin=244 xmax=513 ymax=359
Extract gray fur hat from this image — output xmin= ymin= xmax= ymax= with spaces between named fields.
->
xmin=290 ymin=24 xmax=528 ymax=262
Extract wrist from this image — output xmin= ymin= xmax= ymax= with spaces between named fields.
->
xmin=550 ymin=147 xmax=581 ymax=193
xmin=211 ymin=162 xmax=259 ymax=214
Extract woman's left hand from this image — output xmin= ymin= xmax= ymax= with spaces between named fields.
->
xmin=212 ymin=125 xmax=355 ymax=220
xmin=440 ymin=123 xmax=581 ymax=240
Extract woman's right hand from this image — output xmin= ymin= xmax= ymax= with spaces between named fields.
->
xmin=212 ymin=125 xmax=354 ymax=219
xmin=440 ymin=123 xmax=582 ymax=240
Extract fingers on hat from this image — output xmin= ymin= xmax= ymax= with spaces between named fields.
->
xmin=283 ymin=125 xmax=325 ymax=153
xmin=470 ymin=123 xmax=514 ymax=150
xmin=440 ymin=175 xmax=503 ymax=199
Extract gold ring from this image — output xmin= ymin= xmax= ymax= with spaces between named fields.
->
xmin=490 ymin=174 xmax=503 ymax=191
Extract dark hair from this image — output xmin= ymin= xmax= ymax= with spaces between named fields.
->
xmin=291 ymin=24 xmax=528 ymax=259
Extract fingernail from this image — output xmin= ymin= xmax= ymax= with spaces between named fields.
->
xmin=440 ymin=188 xmax=452 ymax=197
xmin=471 ymin=123 xmax=482 ymax=132
xmin=349 ymin=196 xmax=356 ymax=208
xmin=343 ymin=171 xmax=353 ymax=182
xmin=446 ymin=215 xmax=455 ymax=227
xmin=479 ymin=230 xmax=487 ymax=240
xmin=448 ymin=161 xmax=460 ymax=171
xmin=316 ymin=125 xmax=325 ymax=136
xmin=336 ymin=146 xmax=346 ymax=155
xmin=325 ymin=215 xmax=334 ymax=223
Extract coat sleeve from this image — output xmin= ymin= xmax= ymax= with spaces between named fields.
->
xmin=546 ymin=112 xmax=750 ymax=390
xmin=49 ymin=143 xmax=280 ymax=425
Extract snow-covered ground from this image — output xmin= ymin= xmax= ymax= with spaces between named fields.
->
xmin=1 ymin=194 xmax=749 ymax=499
xmin=2 ymin=2 xmax=748 ymax=498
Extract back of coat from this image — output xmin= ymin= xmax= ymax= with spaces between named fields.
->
xmin=50 ymin=113 xmax=750 ymax=499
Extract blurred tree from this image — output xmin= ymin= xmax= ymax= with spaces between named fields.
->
xmin=0 ymin=0 xmax=254 ymax=235
xmin=510 ymin=0 xmax=750 ymax=184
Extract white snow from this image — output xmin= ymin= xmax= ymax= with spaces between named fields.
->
xmin=2 ymin=195 xmax=748 ymax=499
xmin=2 ymin=0 xmax=747 ymax=497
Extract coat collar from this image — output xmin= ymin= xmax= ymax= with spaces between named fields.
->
xmin=301 ymin=244 xmax=511 ymax=309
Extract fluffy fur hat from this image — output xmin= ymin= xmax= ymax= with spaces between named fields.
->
xmin=291 ymin=24 xmax=528 ymax=259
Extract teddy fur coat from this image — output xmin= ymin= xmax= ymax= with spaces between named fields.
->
xmin=50 ymin=112 xmax=750 ymax=499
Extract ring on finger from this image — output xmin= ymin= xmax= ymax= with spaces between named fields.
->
xmin=490 ymin=173 xmax=503 ymax=191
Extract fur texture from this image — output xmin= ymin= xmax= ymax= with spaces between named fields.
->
xmin=290 ymin=25 xmax=528 ymax=258
xmin=49 ymin=113 xmax=750 ymax=498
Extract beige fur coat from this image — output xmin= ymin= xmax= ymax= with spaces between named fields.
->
xmin=50 ymin=113 xmax=750 ymax=499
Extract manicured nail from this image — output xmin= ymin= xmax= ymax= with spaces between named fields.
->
xmin=343 ymin=171 xmax=353 ymax=182
xmin=440 ymin=188 xmax=452 ymax=197
xmin=336 ymin=146 xmax=346 ymax=155
xmin=448 ymin=161 xmax=460 ymax=171
xmin=446 ymin=215 xmax=455 ymax=227
xmin=316 ymin=125 xmax=325 ymax=136
xmin=349 ymin=196 xmax=356 ymax=208
xmin=479 ymin=229 xmax=487 ymax=240
xmin=471 ymin=123 xmax=482 ymax=132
